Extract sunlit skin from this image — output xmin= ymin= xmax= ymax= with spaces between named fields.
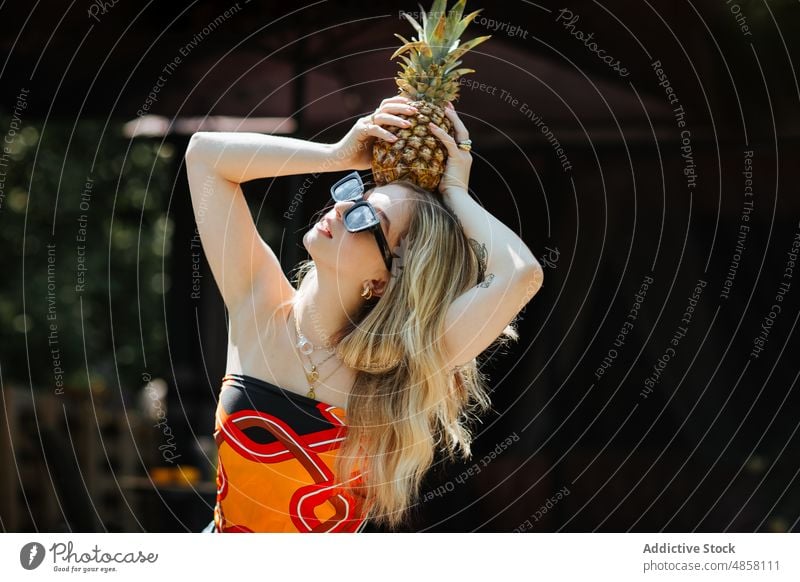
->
xmin=185 ymin=95 xmax=542 ymax=408
xmin=298 ymin=183 xmax=414 ymax=337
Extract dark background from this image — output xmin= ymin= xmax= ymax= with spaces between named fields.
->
xmin=1 ymin=0 xmax=799 ymax=532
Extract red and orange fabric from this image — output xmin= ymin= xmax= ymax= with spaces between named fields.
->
xmin=212 ymin=373 xmax=368 ymax=533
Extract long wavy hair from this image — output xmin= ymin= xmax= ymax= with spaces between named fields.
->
xmin=288 ymin=179 xmax=518 ymax=529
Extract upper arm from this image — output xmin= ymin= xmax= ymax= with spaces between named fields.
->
xmin=185 ymin=136 xmax=294 ymax=312
xmin=442 ymin=264 xmax=543 ymax=368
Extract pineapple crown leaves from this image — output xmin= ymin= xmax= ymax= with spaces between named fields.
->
xmin=392 ymin=0 xmax=490 ymax=61
xmin=391 ymin=0 xmax=490 ymax=102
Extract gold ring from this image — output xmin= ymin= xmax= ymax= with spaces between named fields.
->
xmin=458 ymin=140 xmax=472 ymax=151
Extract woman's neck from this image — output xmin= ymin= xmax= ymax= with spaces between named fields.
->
xmin=294 ymin=266 xmax=362 ymax=348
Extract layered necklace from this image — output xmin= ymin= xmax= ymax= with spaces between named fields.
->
xmin=291 ymin=300 xmax=342 ymax=400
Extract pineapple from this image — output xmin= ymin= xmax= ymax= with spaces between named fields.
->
xmin=371 ymin=0 xmax=490 ymax=191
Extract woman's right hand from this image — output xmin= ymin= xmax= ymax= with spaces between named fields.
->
xmin=332 ymin=96 xmax=419 ymax=170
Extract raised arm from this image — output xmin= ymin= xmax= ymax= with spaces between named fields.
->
xmin=428 ymin=105 xmax=543 ymax=369
xmin=186 ymin=133 xmax=342 ymax=184
xmin=185 ymin=134 xmax=335 ymax=313
xmin=184 ymin=96 xmax=417 ymax=312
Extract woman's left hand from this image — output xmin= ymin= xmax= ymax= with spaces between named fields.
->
xmin=428 ymin=103 xmax=472 ymax=196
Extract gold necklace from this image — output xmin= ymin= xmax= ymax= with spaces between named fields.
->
xmin=292 ymin=301 xmax=340 ymax=399
xmin=306 ymin=360 xmax=345 ymax=401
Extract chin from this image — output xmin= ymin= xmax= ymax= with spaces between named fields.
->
xmin=302 ymin=231 xmax=326 ymax=264
xmin=302 ymin=230 xmax=360 ymax=275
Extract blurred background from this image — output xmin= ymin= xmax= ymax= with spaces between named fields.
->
xmin=1 ymin=0 xmax=799 ymax=532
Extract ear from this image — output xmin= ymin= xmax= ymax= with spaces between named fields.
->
xmin=369 ymin=277 xmax=389 ymax=298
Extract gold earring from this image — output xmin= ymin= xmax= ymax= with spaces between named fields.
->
xmin=361 ymin=284 xmax=373 ymax=300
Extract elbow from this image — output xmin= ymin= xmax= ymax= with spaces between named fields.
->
xmin=515 ymin=261 xmax=544 ymax=304
xmin=185 ymin=131 xmax=212 ymax=163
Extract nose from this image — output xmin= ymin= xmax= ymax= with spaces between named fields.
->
xmin=333 ymin=199 xmax=355 ymax=219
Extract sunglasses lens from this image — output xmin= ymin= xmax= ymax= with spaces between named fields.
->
xmin=345 ymin=205 xmax=377 ymax=230
xmin=333 ymin=179 xmax=362 ymax=201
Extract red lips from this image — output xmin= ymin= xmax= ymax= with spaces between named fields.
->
xmin=316 ymin=219 xmax=332 ymax=238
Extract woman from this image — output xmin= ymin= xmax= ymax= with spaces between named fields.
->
xmin=186 ymin=95 xmax=543 ymax=532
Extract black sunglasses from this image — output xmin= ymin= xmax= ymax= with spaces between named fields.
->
xmin=330 ymin=172 xmax=394 ymax=273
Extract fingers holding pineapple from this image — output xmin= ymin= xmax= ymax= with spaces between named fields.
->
xmin=369 ymin=100 xmax=420 ymax=131
xmin=358 ymin=116 xmax=398 ymax=143
xmin=334 ymin=98 xmax=418 ymax=171
xmin=378 ymin=95 xmax=416 ymax=109
xmin=428 ymin=105 xmax=473 ymax=196
xmin=443 ymin=103 xmax=471 ymax=146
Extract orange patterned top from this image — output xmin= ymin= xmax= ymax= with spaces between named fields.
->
xmin=212 ymin=373 xmax=368 ymax=533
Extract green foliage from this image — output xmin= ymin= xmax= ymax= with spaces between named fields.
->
xmin=0 ymin=117 xmax=174 ymax=394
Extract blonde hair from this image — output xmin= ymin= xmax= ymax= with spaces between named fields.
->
xmin=291 ymin=180 xmax=518 ymax=529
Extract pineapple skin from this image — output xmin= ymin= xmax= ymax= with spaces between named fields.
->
xmin=371 ymin=100 xmax=455 ymax=192
xmin=370 ymin=0 xmax=490 ymax=191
